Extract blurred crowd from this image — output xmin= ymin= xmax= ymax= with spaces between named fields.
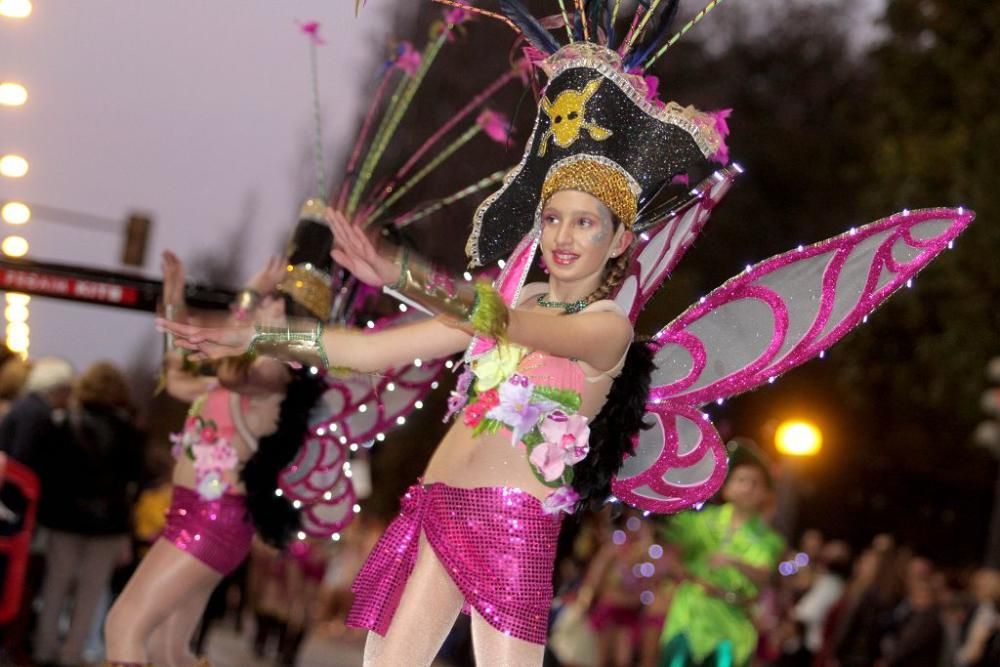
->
xmin=0 ymin=348 xmax=998 ymax=667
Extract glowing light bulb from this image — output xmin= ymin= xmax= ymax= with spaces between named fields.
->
xmin=1 ymin=235 xmax=29 ymax=257
xmin=0 ymin=0 xmax=33 ymax=18
xmin=4 ymin=303 xmax=28 ymax=322
xmin=775 ymin=420 xmax=822 ymax=457
xmin=0 ymin=154 xmax=28 ymax=178
xmin=5 ymin=293 xmax=29 ymax=306
xmin=0 ymin=82 xmax=28 ymax=107
xmin=2 ymin=201 xmax=30 ymax=225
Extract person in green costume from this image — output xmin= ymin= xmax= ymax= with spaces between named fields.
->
xmin=657 ymin=447 xmax=785 ymax=667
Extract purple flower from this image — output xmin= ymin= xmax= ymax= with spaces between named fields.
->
xmin=542 ymin=486 xmax=580 ymax=515
xmin=455 ymin=365 xmax=474 ymax=394
xmin=394 ymin=42 xmax=422 ymax=76
xmin=443 ymin=366 xmax=475 ymax=422
xmin=487 ymin=375 xmax=549 ymax=444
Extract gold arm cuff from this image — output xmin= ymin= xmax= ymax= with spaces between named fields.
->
xmin=248 ymin=321 xmax=329 ymax=369
xmin=397 ymin=253 xmax=478 ymax=321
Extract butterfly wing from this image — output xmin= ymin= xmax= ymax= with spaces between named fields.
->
xmin=613 ymin=206 xmax=974 ymax=513
xmin=278 ymin=312 xmax=448 ymax=537
xmin=611 ymin=401 xmax=728 ymax=514
xmin=615 ymin=167 xmax=738 ymax=323
xmin=649 ymin=207 xmax=973 ymax=406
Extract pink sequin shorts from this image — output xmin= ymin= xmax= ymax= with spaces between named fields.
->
xmin=161 ymin=486 xmax=254 ymax=576
xmin=347 ymin=482 xmax=562 ymax=645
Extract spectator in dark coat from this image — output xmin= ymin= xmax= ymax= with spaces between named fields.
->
xmin=0 ymin=356 xmax=74 ymax=473
xmin=0 ymin=356 xmax=74 ymax=665
xmin=33 ymin=362 xmax=144 ymax=667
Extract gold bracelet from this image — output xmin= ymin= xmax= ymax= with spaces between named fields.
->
xmin=248 ymin=321 xmax=329 ymax=369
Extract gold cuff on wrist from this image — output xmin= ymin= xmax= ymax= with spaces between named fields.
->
xmin=248 ymin=321 xmax=329 ymax=369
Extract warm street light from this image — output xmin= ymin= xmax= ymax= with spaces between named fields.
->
xmin=0 ymin=0 xmax=32 ymax=18
xmin=0 ymin=154 xmax=29 ymax=178
xmin=775 ymin=419 xmax=823 ymax=457
xmin=1 ymin=234 xmax=29 ymax=257
xmin=0 ymin=82 xmax=28 ymax=107
xmin=2 ymin=201 xmax=31 ymax=225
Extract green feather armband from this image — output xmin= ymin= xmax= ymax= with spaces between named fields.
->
xmin=468 ymin=281 xmax=509 ymax=339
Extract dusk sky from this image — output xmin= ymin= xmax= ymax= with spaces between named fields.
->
xmin=0 ymin=1 xmax=400 ymax=378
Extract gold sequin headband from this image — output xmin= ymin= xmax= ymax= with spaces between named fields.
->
xmin=539 ymin=156 xmax=641 ymax=228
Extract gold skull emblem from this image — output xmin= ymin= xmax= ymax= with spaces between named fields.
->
xmin=537 ymin=77 xmax=613 ymax=157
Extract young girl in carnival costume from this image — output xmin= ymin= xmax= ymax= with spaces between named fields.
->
xmin=103 ymin=201 xmax=335 ymax=667
xmin=656 ymin=443 xmax=784 ymax=666
xmin=163 ymin=2 xmax=974 ymax=665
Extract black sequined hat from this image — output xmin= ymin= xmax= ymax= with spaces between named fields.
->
xmin=467 ymin=43 xmax=728 ymax=266
xmin=278 ymin=198 xmax=335 ymax=320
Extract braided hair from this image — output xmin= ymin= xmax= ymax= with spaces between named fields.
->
xmin=585 ymin=252 xmax=631 ymax=305
xmin=574 ymin=209 xmax=654 ymax=510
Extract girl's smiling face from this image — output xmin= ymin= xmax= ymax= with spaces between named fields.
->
xmin=539 ymin=189 xmax=631 ymax=286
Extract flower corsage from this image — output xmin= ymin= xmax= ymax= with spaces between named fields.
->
xmin=457 ymin=344 xmax=589 ymax=515
xmin=169 ymin=397 xmax=238 ymax=501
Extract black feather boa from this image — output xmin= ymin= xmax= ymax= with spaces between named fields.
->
xmin=240 ymin=368 xmax=327 ymax=549
xmin=572 ymin=340 xmax=654 ymax=511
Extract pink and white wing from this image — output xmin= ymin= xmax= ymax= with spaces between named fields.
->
xmin=614 ymin=167 xmax=738 ymax=323
xmin=317 ymin=356 xmax=445 ymax=446
xmin=611 ymin=401 xmax=729 ymax=514
xmin=613 ymin=206 xmax=974 ymax=514
xmin=278 ymin=312 xmax=447 ymax=537
xmin=648 ymin=207 xmax=973 ymax=407
xmin=278 ymin=434 xmax=356 ymax=537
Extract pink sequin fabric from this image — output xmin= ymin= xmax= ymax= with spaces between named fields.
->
xmin=161 ymin=486 xmax=254 ymax=575
xmin=347 ymin=482 xmax=562 ymax=645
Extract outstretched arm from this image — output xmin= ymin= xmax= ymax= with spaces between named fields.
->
xmin=159 ymin=315 xmax=470 ymax=374
xmin=330 ymin=208 xmax=632 ymax=370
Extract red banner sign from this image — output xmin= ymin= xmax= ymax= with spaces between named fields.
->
xmin=0 ymin=267 xmax=139 ymax=305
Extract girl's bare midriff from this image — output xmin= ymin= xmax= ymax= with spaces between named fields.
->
xmin=423 ymin=364 xmax=613 ymax=501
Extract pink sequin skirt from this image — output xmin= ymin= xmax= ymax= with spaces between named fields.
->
xmin=347 ymin=482 xmax=562 ymax=645
xmin=160 ymin=486 xmax=254 ymax=576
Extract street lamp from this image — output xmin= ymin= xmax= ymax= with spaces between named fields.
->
xmin=772 ymin=419 xmax=822 ymax=541
xmin=775 ymin=419 xmax=823 ymax=457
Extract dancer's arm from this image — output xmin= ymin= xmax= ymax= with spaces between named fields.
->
xmin=159 ymin=315 xmax=470 ymax=374
xmin=161 ymin=251 xmax=290 ymax=399
xmin=160 ymin=250 xmax=217 ymax=401
xmin=329 ymin=208 xmax=632 ymax=371
xmin=216 ymin=356 xmax=291 ymax=396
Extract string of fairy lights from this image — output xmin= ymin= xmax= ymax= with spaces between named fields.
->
xmin=0 ymin=1 xmax=33 ymax=356
xmin=0 ymin=0 xmax=33 ymax=358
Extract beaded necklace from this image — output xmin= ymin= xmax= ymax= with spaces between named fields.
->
xmin=536 ymin=293 xmax=589 ymax=314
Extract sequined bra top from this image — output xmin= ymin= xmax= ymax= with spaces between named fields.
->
xmin=171 ymin=386 xmax=255 ymax=501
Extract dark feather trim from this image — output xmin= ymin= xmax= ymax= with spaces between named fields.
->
xmin=572 ymin=340 xmax=655 ymax=511
xmin=498 ymin=0 xmax=561 ymax=54
xmin=240 ymin=368 xmax=327 ymax=549
xmin=625 ymin=0 xmax=681 ymax=69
